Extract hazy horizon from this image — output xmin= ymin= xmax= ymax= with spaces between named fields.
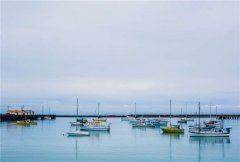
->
xmin=1 ymin=1 xmax=239 ymax=114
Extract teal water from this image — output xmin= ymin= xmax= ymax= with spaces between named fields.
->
xmin=1 ymin=118 xmax=240 ymax=162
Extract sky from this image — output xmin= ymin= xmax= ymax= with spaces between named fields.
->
xmin=1 ymin=1 xmax=239 ymax=114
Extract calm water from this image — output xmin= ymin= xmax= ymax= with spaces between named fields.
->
xmin=1 ymin=118 xmax=240 ymax=162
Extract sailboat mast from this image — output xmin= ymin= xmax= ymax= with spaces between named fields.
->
xmin=216 ymin=106 xmax=218 ymax=119
xmin=98 ymin=102 xmax=100 ymax=118
xmin=185 ymin=103 xmax=187 ymax=118
xmin=134 ymin=103 xmax=136 ymax=118
xmin=77 ymin=98 xmax=78 ymax=116
xmin=198 ymin=102 xmax=200 ymax=133
xmin=170 ymin=100 xmax=172 ymax=126
xmin=210 ymin=102 xmax=212 ymax=119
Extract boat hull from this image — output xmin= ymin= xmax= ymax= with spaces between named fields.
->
xmin=162 ymin=127 xmax=184 ymax=133
xmin=16 ymin=120 xmax=37 ymax=126
xmin=70 ymin=122 xmax=84 ymax=126
xmin=190 ymin=133 xmax=230 ymax=137
xmin=80 ymin=126 xmax=110 ymax=131
xmin=67 ymin=131 xmax=90 ymax=136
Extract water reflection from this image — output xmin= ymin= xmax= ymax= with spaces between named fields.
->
xmin=189 ymin=137 xmax=230 ymax=162
xmin=189 ymin=137 xmax=230 ymax=144
xmin=161 ymin=132 xmax=184 ymax=139
xmin=89 ymin=131 xmax=110 ymax=139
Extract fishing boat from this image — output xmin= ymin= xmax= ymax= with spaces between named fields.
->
xmin=80 ymin=122 xmax=111 ymax=131
xmin=189 ymin=102 xmax=231 ymax=137
xmin=162 ymin=100 xmax=184 ymax=133
xmin=16 ymin=119 xmax=37 ymax=126
xmin=92 ymin=103 xmax=107 ymax=122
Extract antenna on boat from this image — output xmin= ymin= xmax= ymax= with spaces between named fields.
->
xmin=170 ymin=100 xmax=172 ymax=126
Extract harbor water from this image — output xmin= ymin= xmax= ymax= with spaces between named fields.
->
xmin=1 ymin=118 xmax=240 ymax=162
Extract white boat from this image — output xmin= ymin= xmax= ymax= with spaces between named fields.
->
xmin=80 ymin=122 xmax=111 ymax=131
xmin=67 ymin=130 xmax=90 ymax=136
xmin=70 ymin=122 xmax=84 ymax=126
xmin=148 ymin=118 xmax=168 ymax=126
xmin=189 ymin=102 xmax=231 ymax=137
xmin=132 ymin=122 xmax=155 ymax=127
xmin=70 ymin=99 xmax=88 ymax=126
xmin=189 ymin=128 xmax=231 ymax=137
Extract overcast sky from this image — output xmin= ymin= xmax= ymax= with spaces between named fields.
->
xmin=1 ymin=1 xmax=239 ymax=114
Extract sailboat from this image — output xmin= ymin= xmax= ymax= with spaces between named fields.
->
xmin=189 ymin=102 xmax=231 ymax=137
xmin=129 ymin=103 xmax=138 ymax=123
xmin=178 ymin=108 xmax=187 ymax=123
xmin=162 ymin=100 xmax=184 ymax=133
xmin=70 ymin=99 xmax=88 ymax=126
xmin=68 ymin=98 xmax=90 ymax=136
xmin=92 ymin=103 xmax=107 ymax=122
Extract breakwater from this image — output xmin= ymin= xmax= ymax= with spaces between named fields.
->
xmin=56 ymin=114 xmax=240 ymax=119
xmin=1 ymin=114 xmax=239 ymax=122
xmin=0 ymin=114 xmax=56 ymax=121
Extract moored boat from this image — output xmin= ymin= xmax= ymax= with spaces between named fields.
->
xmin=67 ymin=130 xmax=90 ymax=136
xmin=161 ymin=100 xmax=184 ymax=133
xmin=80 ymin=122 xmax=111 ymax=131
xmin=162 ymin=125 xmax=184 ymax=133
xmin=92 ymin=103 xmax=107 ymax=122
xmin=189 ymin=102 xmax=231 ymax=137
xmin=16 ymin=119 xmax=37 ymax=126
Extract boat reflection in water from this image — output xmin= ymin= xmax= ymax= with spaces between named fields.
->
xmin=161 ymin=132 xmax=183 ymax=140
xmin=189 ymin=137 xmax=230 ymax=162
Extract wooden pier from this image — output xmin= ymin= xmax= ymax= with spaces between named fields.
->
xmin=0 ymin=114 xmax=56 ymax=122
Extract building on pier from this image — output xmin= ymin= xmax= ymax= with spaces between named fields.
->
xmin=6 ymin=109 xmax=34 ymax=115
